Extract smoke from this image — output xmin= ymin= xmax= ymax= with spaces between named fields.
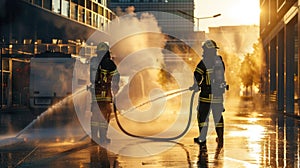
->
xmin=208 ymin=26 xmax=259 ymax=57
xmin=101 ymin=8 xmax=191 ymax=134
xmin=126 ymin=5 xmax=136 ymax=15
xmin=114 ymin=5 xmax=137 ymax=17
xmin=217 ymin=48 xmax=241 ymax=99
xmin=206 ymin=26 xmax=261 ymax=98
xmin=107 ymin=8 xmax=167 ymax=107
xmin=109 ymin=13 xmax=166 ymax=62
xmin=72 ymin=8 xmax=196 ymax=156
xmin=238 ymin=39 xmax=266 ymax=109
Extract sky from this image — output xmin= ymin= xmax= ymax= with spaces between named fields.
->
xmin=194 ymin=0 xmax=260 ymax=32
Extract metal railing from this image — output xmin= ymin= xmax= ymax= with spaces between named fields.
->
xmin=1 ymin=42 xmax=97 ymax=58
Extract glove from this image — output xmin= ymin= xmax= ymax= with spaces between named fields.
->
xmin=86 ymin=84 xmax=95 ymax=91
xmin=189 ymin=83 xmax=200 ymax=91
xmin=112 ymin=84 xmax=119 ymax=95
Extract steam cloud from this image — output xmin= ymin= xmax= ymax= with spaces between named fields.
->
xmin=107 ymin=8 xmax=169 ymax=113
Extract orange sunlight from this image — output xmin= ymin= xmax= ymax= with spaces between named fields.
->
xmin=195 ymin=0 xmax=260 ymax=31
xmin=226 ymin=0 xmax=260 ymax=25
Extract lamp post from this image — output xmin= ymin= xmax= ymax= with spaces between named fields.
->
xmin=0 ymin=38 xmax=2 ymax=109
xmin=177 ymin=10 xmax=221 ymax=31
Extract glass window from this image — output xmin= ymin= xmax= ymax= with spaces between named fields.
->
xmin=78 ymin=0 xmax=85 ymax=6
xmin=34 ymin=0 xmax=42 ymax=6
xmin=62 ymin=0 xmax=70 ymax=17
xmin=86 ymin=10 xmax=92 ymax=25
xmin=93 ymin=3 xmax=98 ymax=13
xmin=71 ymin=3 xmax=78 ymax=20
xmin=93 ymin=13 xmax=98 ymax=27
xmin=44 ymin=0 xmax=51 ymax=10
xmin=106 ymin=10 xmax=110 ymax=20
xmin=98 ymin=6 xmax=103 ymax=15
xmin=99 ymin=17 xmax=104 ymax=27
xmin=86 ymin=0 xmax=92 ymax=9
xmin=52 ymin=0 xmax=61 ymax=14
xmin=78 ymin=6 xmax=85 ymax=23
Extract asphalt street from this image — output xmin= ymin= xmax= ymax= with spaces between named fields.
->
xmin=0 ymin=97 xmax=299 ymax=168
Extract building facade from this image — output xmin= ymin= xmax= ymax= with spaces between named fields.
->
xmin=1 ymin=0 xmax=115 ymax=43
xmin=0 ymin=0 xmax=114 ymax=109
xmin=260 ymin=0 xmax=300 ymax=117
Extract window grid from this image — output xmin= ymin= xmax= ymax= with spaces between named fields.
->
xmin=24 ymin=0 xmax=115 ymax=29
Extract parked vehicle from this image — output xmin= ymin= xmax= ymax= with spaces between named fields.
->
xmin=29 ymin=51 xmax=76 ymax=110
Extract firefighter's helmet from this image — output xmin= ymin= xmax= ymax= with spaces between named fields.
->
xmin=202 ymin=40 xmax=219 ymax=49
xmin=97 ymin=42 xmax=109 ymax=51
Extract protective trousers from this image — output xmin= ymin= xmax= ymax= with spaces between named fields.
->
xmin=197 ymin=101 xmax=224 ymax=147
xmin=91 ymin=101 xmax=112 ymax=143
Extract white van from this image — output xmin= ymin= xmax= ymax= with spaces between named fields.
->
xmin=29 ymin=52 xmax=75 ymax=109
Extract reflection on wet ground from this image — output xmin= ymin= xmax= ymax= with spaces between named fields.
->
xmin=0 ymin=98 xmax=299 ymax=167
xmin=0 ymin=108 xmax=35 ymax=138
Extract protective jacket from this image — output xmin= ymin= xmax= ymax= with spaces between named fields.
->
xmin=194 ymin=55 xmax=225 ymax=103
xmin=90 ymin=52 xmax=119 ymax=102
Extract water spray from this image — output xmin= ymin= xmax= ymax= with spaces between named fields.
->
xmin=113 ymin=87 xmax=197 ymax=141
xmin=15 ymin=86 xmax=87 ymax=138
xmin=124 ymin=88 xmax=190 ymax=114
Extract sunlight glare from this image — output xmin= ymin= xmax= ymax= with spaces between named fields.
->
xmin=226 ymin=0 xmax=260 ymax=25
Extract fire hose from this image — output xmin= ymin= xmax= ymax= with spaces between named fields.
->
xmin=113 ymin=88 xmax=197 ymax=141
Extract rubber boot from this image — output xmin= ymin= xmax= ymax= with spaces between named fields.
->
xmin=195 ymin=140 xmax=207 ymax=152
xmin=100 ymin=128 xmax=111 ymax=144
xmin=91 ymin=126 xmax=99 ymax=144
xmin=216 ymin=126 xmax=224 ymax=149
xmin=194 ymin=125 xmax=208 ymax=148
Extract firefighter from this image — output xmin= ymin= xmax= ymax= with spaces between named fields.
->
xmin=90 ymin=42 xmax=120 ymax=144
xmin=190 ymin=40 xmax=227 ymax=150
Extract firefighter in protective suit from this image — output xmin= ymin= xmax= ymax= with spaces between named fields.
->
xmin=190 ymin=40 xmax=228 ymax=150
xmin=90 ymin=42 xmax=120 ymax=144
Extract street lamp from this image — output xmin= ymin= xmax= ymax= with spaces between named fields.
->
xmin=0 ymin=38 xmax=2 ymax=109
xmin=177 ymin=10 xmax=221 ymax=31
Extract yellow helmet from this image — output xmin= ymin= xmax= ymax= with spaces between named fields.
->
xmin=97 ymin=42 xmax=109 ymax=51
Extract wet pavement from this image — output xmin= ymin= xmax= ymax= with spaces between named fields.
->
xmin=0 ymin=97 xmax=299 ymax=168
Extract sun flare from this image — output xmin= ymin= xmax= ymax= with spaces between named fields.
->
xmin=226 ymin=0 xmax=260 ymax=25
xmin=195 ymin=0 xmax=260 ymax=31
